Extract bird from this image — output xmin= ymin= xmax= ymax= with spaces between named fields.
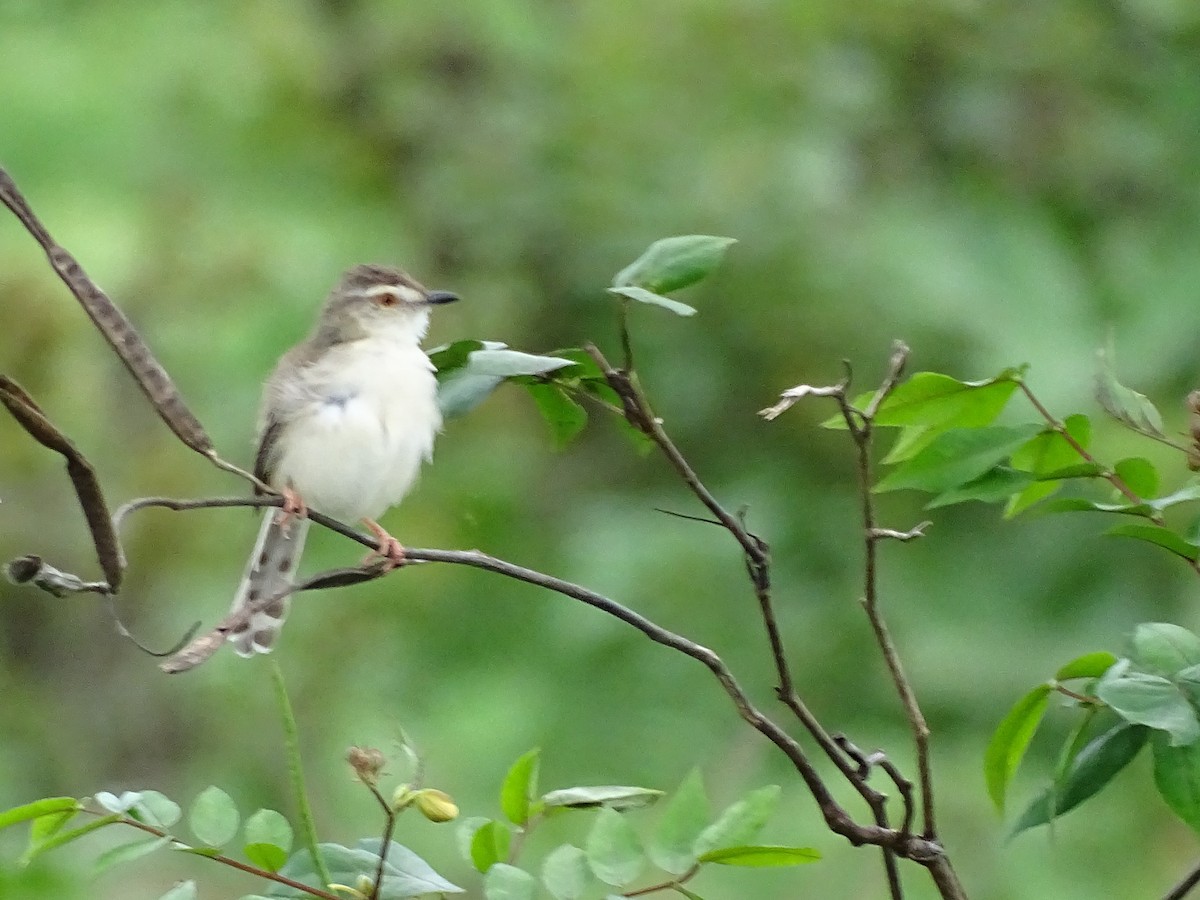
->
xmin=226 ymin=264 xmax=459 ymax=656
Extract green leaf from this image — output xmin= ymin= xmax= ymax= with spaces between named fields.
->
xmin=984 ymin=684 xmax=1052 ymax=812
xmin=693 ymin=785 xmax=780 ymax=857
xmin=542 ymin=786 xmax=664 ymax=812
xmin=1095 ymin=667 xmax=1200 ymax=745
xmin=279 ymin=841 xmax=463 ymax=897
xmin=1011 ymin=415 xmax=1092 ymax=475
xmin=1095 ymin=346 xmax=1167 ymax=440
xmin=470 ymin=820 xmax=512 ymax=873
xmin=525 ymin=383 xmax=588 ymax=448
xmin=0 ymin=798 xmax=78 ymax=832
xmin=428 ymin=339 xmax=488 ymax=376
xmin=459 ymin=349 xmax=576 ymax=378
xmin=827 ymin=369 xmax=1023 ymax=437
xmin=435 ymin=343 xmax=575 ymax=418
xmin=456 ymin=816 xmax=491 ymax=862
xmin=1055 ymin=651 xmax=1118 ymax=681
xmin=1130 ymin=624 xmax=1200 ymax=677
xmin=501 ymin=749 xmax=541 ymax=827
xmin=244 ymin=808 xmax=292 ymax=855
xmin=21 ymin=814 xmax=120 ymax=865
xmin=697 ymin=845 xmax=821 ymax=866
xmin=1011 ymin=723 xmax=1149 ymax=835
xmin=243 ymin=842 xmax=287 ymax=872
xmin=133 ymin=791 xmax=182 ymax=828
xmin=189 ymin=786 xmax=239 ymax=848
xmin=927 ymin=466 xmax=1033 ymax=509
xmin=613 ymin=235 xmax=736 ymax=294
xmin=875 ymin=424 xmax=1043 ymax=495
xmin=1148 ymin=483 xmax=1200 ymax=512
xmin=650 ymin=769 xmax=709 ymax=875
xmin=541 ymin=844 xmax=592 ymax=900
xmin=1114 ymin=457 xmax=1159 ymax=498
xmin=484 ymin=863 xmax=537 ymax=900
xmin=1003 ymin=415 xmax=1093 ymax=518
xmin=94 ymin=836 xmax=171 ymax=874
xmin=585 ymin=808 xmax=644 ymax=887
xmin=157 ymin=881 xmax=197 ymax=900
xmin=1153 ymin=731 xmax=1200 ymax=834
xmin=607 ymin=286 xmax=697 ymax=317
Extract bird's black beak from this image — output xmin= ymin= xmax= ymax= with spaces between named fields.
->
xmin=426 ymin=290 xmax=460 ymax=305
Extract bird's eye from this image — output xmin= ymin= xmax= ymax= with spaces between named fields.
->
xmin=376 ymin=293 xmax=399 ymax=307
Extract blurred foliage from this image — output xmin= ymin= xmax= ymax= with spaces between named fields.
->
xmin=3 ymin=1 xmax=1200 ymax=898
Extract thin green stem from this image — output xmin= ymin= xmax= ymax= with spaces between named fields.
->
xmin=270 ymin=659 xmax=332 ymax=891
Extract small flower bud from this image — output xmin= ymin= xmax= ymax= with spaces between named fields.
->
xmin=414 ymin=788 xmax=459 ymax=823
xmin=347 ymin=746 xmax=386 ymax=786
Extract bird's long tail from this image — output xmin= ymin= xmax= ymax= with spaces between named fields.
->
xmin=228 ymin=509 xmax=310 ymax=656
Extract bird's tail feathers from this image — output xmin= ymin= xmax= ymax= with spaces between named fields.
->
xmin=228 ymin=510 xmax=310 ymax=657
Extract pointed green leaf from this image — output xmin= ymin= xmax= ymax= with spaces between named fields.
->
xmin=697 ymin=845 xmax=821 ymax=866
xmin=1095 ymin=347 xmax=1166 ymax=439
xmin=585 ymin=808 xmax=644 ymax=887
xmin=927 ymin=466 xmax=1033 ymax=509
xmin=613 ymin=235 xmax=736 ymax=294
xmin=1130 ymin=624 xmax=1200 ymax=677
xmin=279 ymin=841 xmax=462 ymax=896
xmin=650 ymin=769 xmax=709 ymax=875
xmin=429 ymin=339 xmax=488 ymax=376
xmin=94 ymin=836 xmax=171 ymax=874
xmin=0 ymin=798 xmax=79 ymax=832
xmin=1011 ymin=415 xmax=1092 ymax=474
xmin=470 ymin=820 xmax=512 ymax=873
xmin=525 ymin=383 xmax=588 ymax=448
xmin=1012 ymin=723 xmax=1149 ymax=835
xmin=542 ymin=786 xmax=664 ymax=811
xmin=1055 ymin=652 xmax=1118 ymax=681
xmin=22 ymin=814 xmax=120 ymax=865
xmin=875 ymin=425 xmax=1043 ymax=494
xmin=1153 ymin=731 xmax=1200 ymax=834
xmin=1148 ymin=483 xmax=1200 ymax=512
xmin=501 ymin=749 xmax=541 ymax=827
xmin=541 ymin=844 xmax=592 ymax=900
xmin=484 ymin=863 xmax=537 ymax=900
xmin=828 ymin=369 xmax=1023 ymax=435
xmin=693 ymin=786 xmax=780 ymax=857
xmin=1096 ymin=668 xmax=1199 ymax=745
xmin=188 ymin=786 xmax=239 ymax=848
xmin=607 ymin=286 xmax=697 ymax=317
xmin=985 ymin=684 xmax=1052 ymax=812
xmin=1104 ymin=525 xmax=1200 ymax=561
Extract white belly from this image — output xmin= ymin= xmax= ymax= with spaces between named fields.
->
xmin=272 ymin=341 xmax=441 ymax=522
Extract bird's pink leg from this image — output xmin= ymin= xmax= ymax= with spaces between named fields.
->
xmin=276 ymin=485 xmax=308 ymax=530
xmin=362 ymin=518 xmax=406 ymax=570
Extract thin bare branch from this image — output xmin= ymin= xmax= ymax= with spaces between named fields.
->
xmin=870 ymin=522 xmax=932 ymax=542
xmin=1165 ymin=859 xmax=1200 ymax=900
xmin=841 ymin=343 xmax=942 ymax=845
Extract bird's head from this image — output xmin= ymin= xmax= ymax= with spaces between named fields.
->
xmin=318 ymin=263 xmax=459 ymax=344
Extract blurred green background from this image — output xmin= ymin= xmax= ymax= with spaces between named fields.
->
xmin=3 ymin=1 xmax=1200 ymax=898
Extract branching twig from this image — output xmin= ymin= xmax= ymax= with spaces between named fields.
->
xmin=1018 ymin=381 xmax=1148 ymax=514
xmin=108 ymin=813 xmax=339 ymax=900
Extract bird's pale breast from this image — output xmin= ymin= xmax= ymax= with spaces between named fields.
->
xmin=271 ymin=338 xmax=441 ymax=522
